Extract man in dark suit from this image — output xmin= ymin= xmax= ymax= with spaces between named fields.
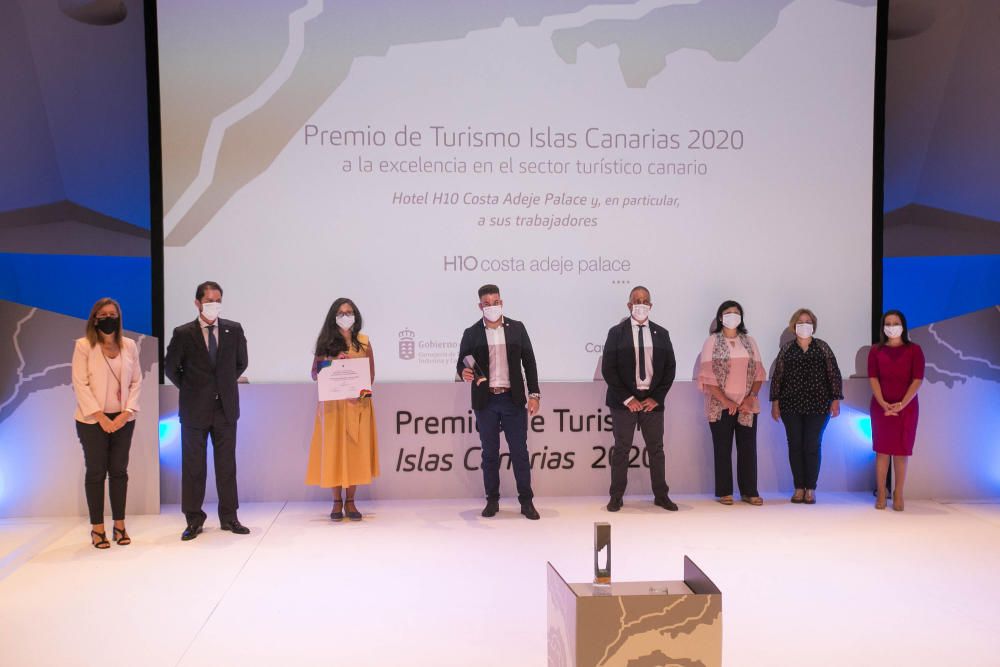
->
xmin=456 ymin=284 xmax=541 ymax=520
xmin=164 ymin=281 xmax=250 ymax=540
xmin=601 ymin=286 xmax=678 ymax=512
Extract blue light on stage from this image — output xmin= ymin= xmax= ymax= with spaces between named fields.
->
xmin=856 ymin=416 xmax=872 ymax=441
xmin=159 ymin=415 xmax=180 ymax=449
xmin=839 ymin=405 xmax=873 ymax=448
xmin=992 ymin=444 xmax=1000 ymax=492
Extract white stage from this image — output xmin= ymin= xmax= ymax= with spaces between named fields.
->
xmin=2 ymin=495 xmax=999 ymax=666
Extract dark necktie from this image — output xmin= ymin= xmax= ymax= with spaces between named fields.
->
xmin=207 ymin=325 xmax=217 ymax=365
xmin=638 ymin=325 xmax=646 ymax=382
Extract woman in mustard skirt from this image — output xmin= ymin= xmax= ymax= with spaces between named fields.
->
xmin=306 ymin=297 xmax=379 ymax=521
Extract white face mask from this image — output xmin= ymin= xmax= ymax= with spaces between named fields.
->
xmin=336 ymin=314 xmax=356 ymax=330
xmin=482 ymin=305 xmax=502 ymax=322
xmin=721 ymin=313 xmax=742 ymax=330
xmin=631 ymin=303 xmax=651 ymax=322
xmin=884 ymin=324 xmax=903 ymax=339
xmin=201 ymin=301 xmax=222 ymax=321
xmin=795 ymin=322 xmax=814 ymax=339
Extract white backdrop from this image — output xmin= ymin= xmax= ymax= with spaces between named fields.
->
xmin=160 ymin=0 xmax=876 ymax=383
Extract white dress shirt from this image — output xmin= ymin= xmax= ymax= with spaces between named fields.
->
xmin=200 ymin=318 xmax=220 ymax=350
xmin=484 ymin=319 xmax=510 ymax=389
xmin=631 ymin=317 xmax=654 ymax=392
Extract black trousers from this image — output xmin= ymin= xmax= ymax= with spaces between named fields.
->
xmin=608 ymin=407 xmax=669 ymax=500
xmin=182 ymin=401 xmax=239 ymax=525
xmin=474 ymin=392 xmax=533 ymax=503
xmin=781 ymin=411 xmax=830 ymax=490
xmin=709 ymin=412 xmax=758 ymax=497
xmin=75 ymin=415 xmax=134 ymax=525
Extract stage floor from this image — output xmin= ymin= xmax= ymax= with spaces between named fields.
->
xmin=2 ymin=494 xmax=999 ymax=666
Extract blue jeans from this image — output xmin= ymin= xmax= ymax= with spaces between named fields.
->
xmin=474 ymin=392 xmax=533 ymax=502
xmin=781 ymin=411 xmax=830 ymax=490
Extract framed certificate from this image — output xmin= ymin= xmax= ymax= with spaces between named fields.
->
xmin=316 ymin=357 xmax=372 ymax=402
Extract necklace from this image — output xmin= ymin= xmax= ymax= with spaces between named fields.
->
xmin=101 ymin=349 xmax=123 ymax=402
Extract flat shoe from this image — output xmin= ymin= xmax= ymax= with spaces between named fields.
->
xmin=481 ymin=499 xmax=499 ymax=518
xmin=892 ymin=491 xmax=904 ymax=512
xmin=718 ymin=495 xmax=734 ymax=506
xmin=875 ymin=490 xmax=887 ymax=510
xmin=804 ymin=490 xmax=816 ymax=505
xmin=653 ymin=496 xmax=678 ymax=512
xmin=741 ymin=496 xmax=764 ymax=506
xmin=520 ymin=502 xmax=540 ymax=520
xmin=181 ymin=524 xmax=203 ymax=541
xmin=220 ymin=519 xmax=250 ymax=535
xmin=791 ymin=489 xmax=805 ymax=504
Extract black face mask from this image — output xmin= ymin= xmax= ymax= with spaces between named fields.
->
xmin=96 ymin=317 xmax=119 ymax=335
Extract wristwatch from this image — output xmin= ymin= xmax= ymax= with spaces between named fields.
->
xmin=528 ymin=393 xmax=541 ymax=401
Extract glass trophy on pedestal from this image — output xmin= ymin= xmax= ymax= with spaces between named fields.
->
xmin=593 ymin=522 xmax=611 ymax=589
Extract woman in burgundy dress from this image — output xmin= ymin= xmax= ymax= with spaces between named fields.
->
xmin=867 ymin=310 xmax=924 ymax=511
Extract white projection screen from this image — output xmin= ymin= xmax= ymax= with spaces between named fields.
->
xmin=158 ymin=0 xmax=876 ymax=383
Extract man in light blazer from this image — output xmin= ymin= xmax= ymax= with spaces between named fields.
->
xmin=164 ymin=281 xmax=249 ymax=540
xmin=601 ymin=286 xmax=678 ymax=512
xmin=456 ymin=284 xmax=541 ymax=520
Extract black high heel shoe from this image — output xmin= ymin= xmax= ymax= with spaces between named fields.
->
xmin=345 ymin=499 xmax=362 ymax=522
xmin=330 ymin=499 xmax=344 ymax=522
xmin=91 ymin=530 xmax=110 ymax=550
xmin=113 ymin=526 xmax=131 ymax=546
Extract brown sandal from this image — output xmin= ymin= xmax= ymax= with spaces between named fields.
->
xmin=875 ymin=490 xmax=887 ymax=510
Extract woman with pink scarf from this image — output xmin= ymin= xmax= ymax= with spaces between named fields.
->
xmin=698 ymin=300 xmax=766 ymax=506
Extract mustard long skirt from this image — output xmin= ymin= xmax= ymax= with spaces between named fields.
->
xmin=305 ymin=397 xmax=379 ymax=487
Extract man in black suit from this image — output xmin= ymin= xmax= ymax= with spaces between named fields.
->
xmin=456 ymin=284 xmax=541 ymax=520
xmin=164 ymin=281 xmax=250 ymax=540
xmin=601 ymin=286 xmax=678 ymax=512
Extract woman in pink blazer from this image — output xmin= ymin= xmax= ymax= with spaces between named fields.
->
xmin=71 ymin=298 xmax=143 ymax=549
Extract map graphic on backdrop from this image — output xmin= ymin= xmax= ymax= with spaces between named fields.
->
xmin=0 ymin=301 xmax=157 ymax=424
xmin=160 ymin=0 xmax=877 ymax=383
